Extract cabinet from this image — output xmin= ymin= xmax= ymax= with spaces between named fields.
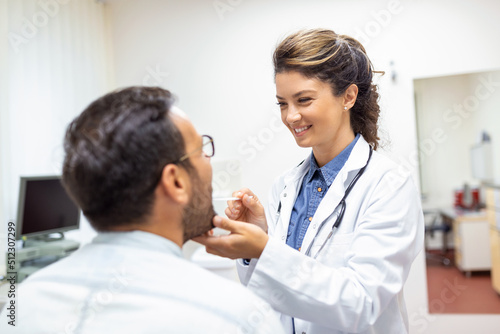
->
xmin=486 ymin=186 xmax=500 ymax=294
xmin=453 ymin=211 xmax=491 ymax=275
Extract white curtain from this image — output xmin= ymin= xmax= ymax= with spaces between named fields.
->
xmin=1 ymin=0 xmax=9 ymax=235
xmin=0 ymin=0 xmax=112 ymax=254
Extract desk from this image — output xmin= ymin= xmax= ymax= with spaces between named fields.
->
xmin=4 ymin=239 xmax=80 ymax=283
xmin=486 ymin=185 xmax=500 ymax=294
xmin=441 ymin=208 xmax=490 ymax=276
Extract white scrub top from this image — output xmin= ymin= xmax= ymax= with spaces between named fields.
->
xmin=1 ymin=231 xmax=284 ymax=334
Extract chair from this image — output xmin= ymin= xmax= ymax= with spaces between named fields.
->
xmin=423 ymin=210 xmax=452 ymax=266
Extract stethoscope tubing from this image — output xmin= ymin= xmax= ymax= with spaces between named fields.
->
xmin=286 ymin=146 xmax=374 ymax=258
xmin=289 ymin=145 xmax=373 ymax=333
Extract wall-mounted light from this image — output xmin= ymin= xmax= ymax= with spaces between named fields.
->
xmin=390 ymin=60 xmax=397 ymax=83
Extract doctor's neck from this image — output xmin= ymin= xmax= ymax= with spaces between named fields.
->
xmin=312 ymin=131 xmax=355 ymax=167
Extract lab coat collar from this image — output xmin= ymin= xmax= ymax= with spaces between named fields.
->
xmin=283 ymin=153 xmax=312 ymax=186
xmin=298 ymin=137 xmax=372 ymax=252
xmin=341 ymin=135 xmax=372 ymax=181
xmin=283 ymin=135 xmax=371 ymax=187
xmin=275 ymin=137 xmax=372 ymax=249
xmin=305 ymin=134 xmax=360 ymax=186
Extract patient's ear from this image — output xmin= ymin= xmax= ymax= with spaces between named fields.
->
xmin=158 ymin=164 xmax=190 ymax=205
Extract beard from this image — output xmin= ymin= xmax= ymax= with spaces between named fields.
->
xmin=182 ymin=171 xmax=216 ymax=242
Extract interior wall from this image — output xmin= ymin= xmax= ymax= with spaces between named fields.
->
xmin=415 ymin=71 xmax=500 ymax=209
xmin=0 ymin=0 xmax=113 ymax=255
xmin=469 ymin=72 xmax=500 ymax=185
xmin=416 ymin=71 xmax=500 ymax=209
xmin=0 ymin=0 xmax=9 ymax=251
xmin=104 ymin=0 xmax=500 ymax=333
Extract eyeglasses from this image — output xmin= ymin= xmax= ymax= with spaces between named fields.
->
xmin=148 ymin=135 xmax=214 ymax=195
xmin=177 ymin=134 xmax=214 ymax=163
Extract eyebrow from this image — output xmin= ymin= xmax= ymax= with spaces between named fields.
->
xmin=276 ymin=90 xmax=317 ymax=99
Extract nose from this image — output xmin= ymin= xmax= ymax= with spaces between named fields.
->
xmin=285 ymin=106 xmax=301 ymax=124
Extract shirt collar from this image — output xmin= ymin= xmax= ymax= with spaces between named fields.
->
xmin=92 ymin=230 xmax=183 ymax=258
xmin=305 ymin=134 xmax=360 ymax=186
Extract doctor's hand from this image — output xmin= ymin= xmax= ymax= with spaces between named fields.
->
xmin=193 ymin=216 xmax=269 ymax=260
xmin=226 ymin=188 xmax=267 ymax=233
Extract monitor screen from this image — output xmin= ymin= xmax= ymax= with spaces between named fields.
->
xmin=16 ymin=176 xmax=80 ymax=240
xmin=470 ymin=142 xmax=493 ymax=182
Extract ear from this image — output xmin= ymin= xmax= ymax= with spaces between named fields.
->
xmin=343 ymin=84 xmax=359 ymax=110
xmin=157 ymin=164 xmax=190 ymax=205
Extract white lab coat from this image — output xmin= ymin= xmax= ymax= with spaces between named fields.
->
xmin=237 ymin=137 xmax=424 ymax=334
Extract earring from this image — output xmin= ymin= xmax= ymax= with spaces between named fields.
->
xmin=344 ymin=106 xmax=347 ymax=110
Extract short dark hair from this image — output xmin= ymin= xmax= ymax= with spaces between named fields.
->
xmin=62 ymin=86 xmax=189 ymax=231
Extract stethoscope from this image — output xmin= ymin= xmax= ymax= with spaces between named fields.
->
xmin=278 ymin=146 xmax=373 ymax=259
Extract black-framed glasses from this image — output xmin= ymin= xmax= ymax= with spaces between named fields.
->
xmin=148 ymin=135 xmax=215 ymax=195
xmin=177 ymin=134 xmax=214 ymax=163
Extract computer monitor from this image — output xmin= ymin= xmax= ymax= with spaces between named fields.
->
xmin=470 ymin=142 xmax=493 ymax=182
xmin=16 ymin=175 xmax=80 ymax=241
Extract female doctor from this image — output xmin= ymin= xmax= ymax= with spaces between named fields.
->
xmin=195 ymin=29 xmax=424 ymax=334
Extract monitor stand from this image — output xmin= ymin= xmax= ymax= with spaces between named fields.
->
xmin=24 ymin=232 xmax=64 ymax=245
xmin=12 ymin=234 xmax=80 ymax=282
xmin=23 ymin=232 xmax=79 ymax=251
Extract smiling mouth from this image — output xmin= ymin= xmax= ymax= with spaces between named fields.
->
xmin=294 ymin=125 xmax=312 ymax=134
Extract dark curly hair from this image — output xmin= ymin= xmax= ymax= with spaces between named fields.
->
xmin=273 ymin=29 xmax=383 ymax=149
xmin=62 ymin=86 xmax=190 ymax=231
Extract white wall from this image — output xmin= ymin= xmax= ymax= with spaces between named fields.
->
xmin=0 ymin=0 xmax=9 ymax=240
xmin=470 ymin=72 xmax=500 ymax=185
xmin=0 ymin=0 xmax=113 ymax=256
xmin=416 ymin=71 xmax=500 ymax=209
xmin=104 ymin=0 xmax=500 ymax=333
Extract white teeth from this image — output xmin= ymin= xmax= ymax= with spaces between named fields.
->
xmin=294 ymin=126 xmax=310 ymax=133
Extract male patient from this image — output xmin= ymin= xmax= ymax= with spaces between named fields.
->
xmin=0 ymin=87 xmax=283 ymax=333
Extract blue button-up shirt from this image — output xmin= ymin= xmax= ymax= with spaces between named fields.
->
xmin=286 ymin=134 xmax=360 ymax=251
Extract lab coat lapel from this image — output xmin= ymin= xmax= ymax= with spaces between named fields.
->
xmin=300 ymin=137 xmax=372 ymax=253
xmin=276 ymin=157 xmax=311 ymax=244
